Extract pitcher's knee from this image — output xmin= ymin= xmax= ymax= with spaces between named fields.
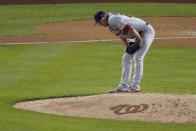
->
xmin=134 ymin=56 xmax=144 ymax=64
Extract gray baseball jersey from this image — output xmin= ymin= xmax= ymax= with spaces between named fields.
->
xmin=107 ymin=13 xmax=148 ymax=39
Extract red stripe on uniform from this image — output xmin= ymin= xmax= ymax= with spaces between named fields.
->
xmin=122 ymin=25 xmax=130 ymax=33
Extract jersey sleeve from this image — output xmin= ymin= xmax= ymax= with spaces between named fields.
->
xmin=108 ymin=16 xmax=128 ymax=32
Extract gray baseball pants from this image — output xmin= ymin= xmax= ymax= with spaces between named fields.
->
xmin=120 ymin=24 xmax=155 ymax=88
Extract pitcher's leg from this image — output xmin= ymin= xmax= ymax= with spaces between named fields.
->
xmin=119 ymin=52 xmax=133 ymax=87
xmin=131 ymin=43 xmax=151 ymax=89
xmin=131 ymin=26 xmax=155 ymax=89
xmin=109 ymin=52 xmax=133 ymax=93
xmin=131 ymin=55 xmax=144 ymax=88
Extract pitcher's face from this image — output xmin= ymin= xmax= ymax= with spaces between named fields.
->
xmin=98 ymin=15 xmax=108 ymax=27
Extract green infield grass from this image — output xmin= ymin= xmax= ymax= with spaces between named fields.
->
xmin=0 ymin=42 xmax=196 ymax=130
xmin=0 ymin=3 xmax=196 ymax=36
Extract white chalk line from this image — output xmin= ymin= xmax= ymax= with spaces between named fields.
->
xmin=0 ymin=36 xmax=196 ymax=45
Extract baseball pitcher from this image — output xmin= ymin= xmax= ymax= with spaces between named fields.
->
xmin=94 ymin=11 xmax=155 ymax=93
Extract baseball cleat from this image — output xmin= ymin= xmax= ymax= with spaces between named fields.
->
xmin=109 ymin=86 xmax=131 ymax=93
xmin=131 ymin=88 xmax=140 ymax=93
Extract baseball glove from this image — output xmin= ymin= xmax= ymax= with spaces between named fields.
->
xmin=126 ymin=42 xmax=140 ymax=54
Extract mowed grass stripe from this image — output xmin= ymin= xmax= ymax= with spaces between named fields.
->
xmin=0 ymin=43 xmax=121 ymax=99
xmin=0 ymin=43 xmax=196 ymax=99
xmin=0 ymin=43 xmax=196 ymax=130
xmin=0 ymin=3 xmax=196 ymax=35
xmin=0 ymin=45 xmax=65 ymax=95
xmin=144 ymin=45 xmax=196 ymax=94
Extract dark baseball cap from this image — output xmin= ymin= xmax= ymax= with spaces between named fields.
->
xmin=94 ymin=10 xmax=106 ymax=24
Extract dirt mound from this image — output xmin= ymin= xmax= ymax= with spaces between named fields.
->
xmin=14 ymin=93 xmax=196 ymax=123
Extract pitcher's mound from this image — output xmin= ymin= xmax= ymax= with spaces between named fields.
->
xmin=14 ymin=93 xmax=196 ymax=123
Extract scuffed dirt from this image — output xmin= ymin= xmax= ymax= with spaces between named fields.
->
xmin=14 ymin=93 xmax=196 ymax=123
